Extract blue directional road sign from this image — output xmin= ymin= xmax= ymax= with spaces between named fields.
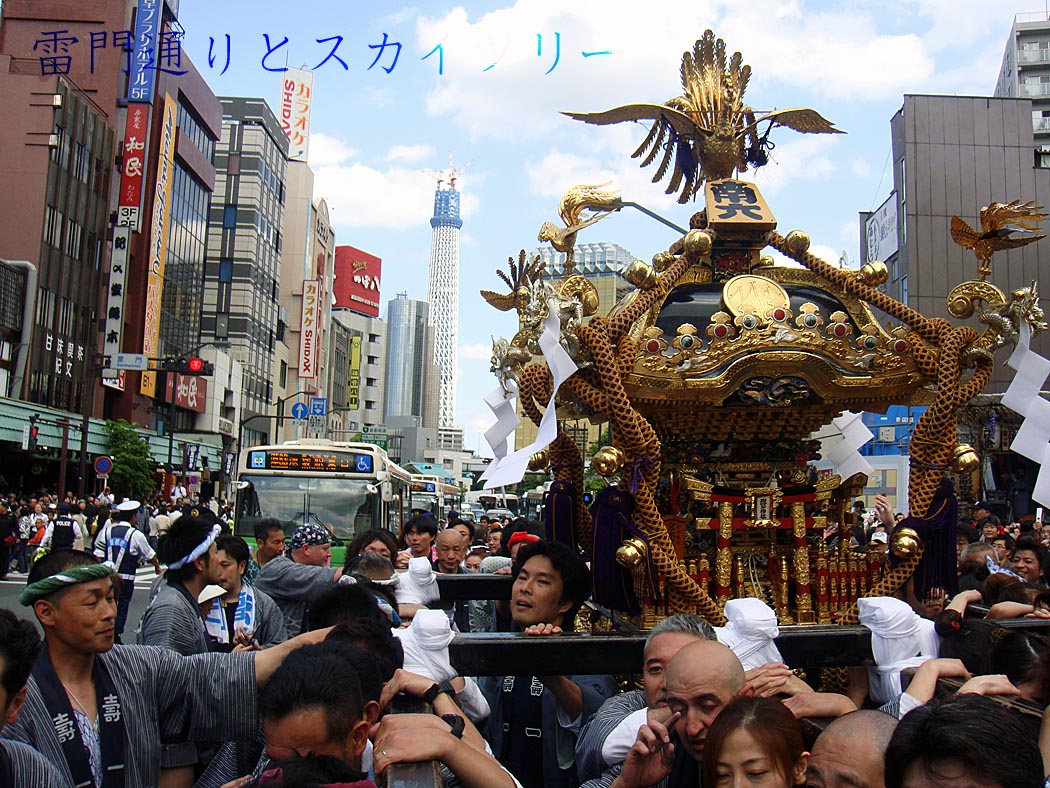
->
xmin=309 ymin=397 xmax=328 ymax=416
xmin=290 ymin=402 xmax=308 ymax=420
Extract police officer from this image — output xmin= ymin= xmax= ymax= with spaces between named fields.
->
xmin=93 ymin=499 xmax=161 ymax=641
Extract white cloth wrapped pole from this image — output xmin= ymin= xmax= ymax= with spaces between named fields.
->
xmin=713 ymin=598 xmax=784 ymax=670
xmin=858 ymin=596 xmax=940 ymax=704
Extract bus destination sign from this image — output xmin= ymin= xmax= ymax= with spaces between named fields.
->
xmin=248 ymin=450 xmax=374 ymax=474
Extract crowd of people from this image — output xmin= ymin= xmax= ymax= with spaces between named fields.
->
xmin=0 ymin=496 xmax=1048 ymax=788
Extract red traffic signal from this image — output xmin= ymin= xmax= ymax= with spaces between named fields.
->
xmin=160 ymin=356 xmax=213 ymax=376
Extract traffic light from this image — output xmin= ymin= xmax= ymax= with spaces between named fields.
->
xmin=161 ymin=357 xmax=213 ymax=376
xmin=27 ymin=415 xmax=38 ymax=451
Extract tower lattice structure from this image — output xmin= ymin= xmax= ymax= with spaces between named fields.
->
xmin=426 ymin=177 xmax=463 ymax=428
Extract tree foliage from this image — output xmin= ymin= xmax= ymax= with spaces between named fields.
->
xmin=104 ymin=419 xmax=156 ymax=501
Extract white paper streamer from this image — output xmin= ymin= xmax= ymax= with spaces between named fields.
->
xmin=999 ymin=320 xmax=1050 ymax=508
xmin=821 ymin=411 xmax=875 ymax=480
xmin=481 ymin=300 xmax=578 ymax=489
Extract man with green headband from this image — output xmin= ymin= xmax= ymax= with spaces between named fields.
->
xmin=3 ymin=550 xmax=331 ymax=788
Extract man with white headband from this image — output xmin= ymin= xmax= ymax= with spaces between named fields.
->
xmin=5 ymin=550 xmax=332 ymax=788
xmin=255 ymin=523 xmax=350 ymax=638
xmin=138 ymin=506 xmax=228 ymax=781
xmin=139 ymin=507 xmax=225 ymax=656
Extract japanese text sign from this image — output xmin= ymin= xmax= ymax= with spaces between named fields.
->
xmin=299 ymin=279 xmax=319 ymax=379
xmin=280 ymin=67 xmax=313 ymax=162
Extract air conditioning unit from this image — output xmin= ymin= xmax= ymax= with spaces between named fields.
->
xmin=52 ymin=94 xmax=63 ymax=107
xmin=47 ymin=134 xmax=60 ymax=148
xmin=878 ymin=426 xmax=896 ymax=443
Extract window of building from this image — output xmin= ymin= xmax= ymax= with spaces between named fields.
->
xmin=73 ymin=142 xmax=89 ymax=181
xmin=43 ymin=206 xmax=59 ymax=247
xmin=368 ymin=333 xmax=380 ymax=343
xmin=223 ymin=204 xmax=237 ymax=228
xmin=64 ymin=220 xmax=82 ymax=259
xmin=366 ymin=377 xmax=377 ymax=387
xmin=279 ymin=360 xmax=287 ymax=388
xmin=365 ymin=400 xmax=376 ymax=410
xmin=219 ymin=257 xmax=233 ymax=283
xmin=367 ymin=355 xmax=379 ymax=365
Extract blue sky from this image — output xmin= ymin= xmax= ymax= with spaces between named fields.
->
xmin=174 ymin=0 xmax=1034 ymax=455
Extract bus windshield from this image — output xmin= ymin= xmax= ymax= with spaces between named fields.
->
xmin=235 ymin=475 xmax=380 ymax=543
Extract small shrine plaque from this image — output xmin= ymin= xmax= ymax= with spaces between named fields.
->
xmin=705 ymin=179 xmax=777 ymax=236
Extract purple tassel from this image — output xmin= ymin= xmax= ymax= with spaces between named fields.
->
xmin=590 ymin=486 xmax=661 ymax=614
xmin=891 ymin=477 xmax=958 ymax=598
xmin=543 ymin=480 xmax=577 ymax=552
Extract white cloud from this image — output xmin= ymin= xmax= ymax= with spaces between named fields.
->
xmin=851 ymin=159 xmax=873 ymax=178
xmin=459 ymin=343 xmax=493 ymax=361
xmin=748 ymin=135 xmax=840 ymax=196
xmin=388 ymin=144 xmax=437 ymax=163
xmin=365 ymin=88 xmax=394 ymax=108
xmin=314 ymin=163 xmax=444 ymax=229
xmin=312 ymin=159 xmax=480 ymax=232
xmin=308 ymin=133 xmax=357 ymax=168
xmin=411 ymin=1 xmax=949 ymax=142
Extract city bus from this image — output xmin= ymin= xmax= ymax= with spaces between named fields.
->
xmin=233 ymin=439 xmax=412 ymax=544
xmin=463 ymin=490 xmax=520 ymax=518
xmin=409 ymin=475 xmax=462 ymax=521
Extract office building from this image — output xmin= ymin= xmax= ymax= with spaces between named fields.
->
xmin=384 ymin=293 xmax=438 ymax=429
xmin=328 ymin=308 xmax=386 ymax=437
xmin=995 ymin=12 xmax=1050 ymax=157
xmin=426 ymin=176 xmax=463 ymax=428
xmin=203 ymin=97 xmax=288 ymax=432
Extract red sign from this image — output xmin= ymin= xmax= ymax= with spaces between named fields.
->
xmin=334 ymin=246 xmax=382 ymax=318
xmin=117 ymin=103 xmax=150 ymax=225
xmin=164 ymin=374 xmax=208 ymax=413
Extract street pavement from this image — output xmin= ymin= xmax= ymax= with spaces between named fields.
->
xmin=0 ymin=563 xmax=160 ymax=636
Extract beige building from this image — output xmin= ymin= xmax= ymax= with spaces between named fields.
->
xmin=275 ymin=161 xmax=335 ymax=441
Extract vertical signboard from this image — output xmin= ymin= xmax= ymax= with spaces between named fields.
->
xmin=140 ymin=93 xmax=178 ymax=397
xmin=864 ymin=193 xmax=899 ymax=263
xmin=117 ymin=103 xmax=150 ymax=229
xmin=102 ymin=226 xmax=132 ymax=378
xmin=348 ymin=335 xmax=361 ymax=409
xmin=127 ymin=0 xmax=161 ymax=104
xmin=298 ymin=279 xmax=319 ymax=379
xmin=279 ymin=68 xmax=313 ymax=162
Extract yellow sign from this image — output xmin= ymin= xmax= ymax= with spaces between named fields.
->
xmin=348 ymin=335 xmax=361 ymax=409
xmin=140 ymin=93 xmax=178 ymax=397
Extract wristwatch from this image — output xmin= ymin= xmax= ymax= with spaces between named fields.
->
xmin=422 ymin=678 xmax=457 ymax=704
xmin=441 ymin=713 xmax=465 ymax=739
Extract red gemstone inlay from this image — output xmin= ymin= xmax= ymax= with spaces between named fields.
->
xmin=772 ymin=308 xmax=786 ymax=321
xmin=713 ymin=325 xmax=729 ymax=338
xmin=646 ymin=339 xmax=661 ymax=353
xmin=833 ymin=324 xmax=847 ymax=337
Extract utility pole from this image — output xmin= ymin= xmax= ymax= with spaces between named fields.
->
xmin=57 ymin=419 xmax=71 ymax=498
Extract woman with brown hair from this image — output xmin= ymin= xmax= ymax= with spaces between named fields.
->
xmin=701 ymin=696 xmax=809 ymax=788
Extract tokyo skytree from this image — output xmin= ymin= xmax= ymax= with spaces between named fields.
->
xmin=426 ymin=166 xmax=463 ymax=428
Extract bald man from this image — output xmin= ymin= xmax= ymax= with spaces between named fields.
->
xmin=805 ymin=710 xmax=898 ymax=788
xmin=611 ymin=639 xmax=746 ymax=788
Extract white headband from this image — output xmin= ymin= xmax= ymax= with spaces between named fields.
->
xmin=167 ymin=525 xmax=221 ymax=569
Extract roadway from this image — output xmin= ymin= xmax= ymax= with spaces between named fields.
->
xmin=0 ymin=564 xmax=159 ymax=636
